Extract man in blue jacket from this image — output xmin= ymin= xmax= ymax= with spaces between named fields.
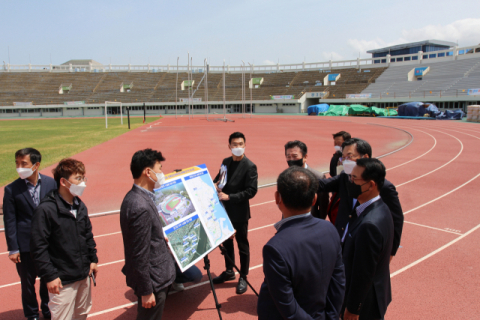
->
xmin=257 ymin=166 xmax=345 ymax=320
xmin=3 ymin=148 xmax=56 ymax=320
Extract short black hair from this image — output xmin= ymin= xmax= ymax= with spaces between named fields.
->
xmin=284 ymin=140 xmax=308 ymax=157
xmin=356 ymin=158 xmax=386 ymax=190
xmin=342 ymin=138 xmax=372 ymax=158
xmin=130 ymin=149 xmax=166 ymax=179
xmin=229 ymin=132 xmax=246 ymax=144
xmin=277 ymin=166 xmax=318 ymax=210
xmin=333 ymin=131 xmax=351 ymax=141
xmin=15 ymin=148 xmax=42 ymax=164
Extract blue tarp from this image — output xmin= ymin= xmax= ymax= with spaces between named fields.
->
xmin=436 ymin=109 xmax=465 ymax=120
xmin=397 ymin=102 xmax=439 ymax=117
xmin=424 ymin=104 xmax=440 ymax=117
xmin=398 ymin=102 xmax=426 ymax=117
xmin=307 ymin=104 xmax=330 ymax=115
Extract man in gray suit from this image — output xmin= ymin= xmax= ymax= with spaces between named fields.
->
xmin=120 ymin=149 xmax=176 ymax=320
xmin=285 ymin=140 xmax=329 ymax=219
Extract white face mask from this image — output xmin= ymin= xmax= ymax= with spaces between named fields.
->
xmin=16 ymin=165 xmax=37 ymax=179
xmin=334 ymin=146 xmax=342 ymax=152
xmin=231 ymin=147 xmax=245 ymax=157
xmin=66 ymin=180 xmax=87 ymax=197
xmin=149 ymin=170 xmax=165 ymax=189
xmin=342 ymin=160 xmax=356 ymax=174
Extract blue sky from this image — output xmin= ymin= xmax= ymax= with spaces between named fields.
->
xmin=2 ymin=0 xmax=479 ymax=67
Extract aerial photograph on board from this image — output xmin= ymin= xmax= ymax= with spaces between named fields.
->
xmin=154 ymin=181 xmax=196 ymax=227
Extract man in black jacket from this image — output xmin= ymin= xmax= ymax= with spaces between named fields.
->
xmin=318 ymin=138 xmax=403 ymax=261
xmin=31 ymin=158 xmax=98 ymax=320
xmin=3 ymin=148 xmax=56 ymax=320
xmin=330 ymin=131 xmax=351 ymax=177
xmin=120 ymin=149 xmax=176 ymax=320
xmin=212 ymin=132 xmax=258 ymax=294
xmin=284 ymin=140 xmax=329 ymax=219
xmin=342 ymin=158 xmax=393 ymax=320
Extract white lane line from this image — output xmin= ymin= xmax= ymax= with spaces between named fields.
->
xmin=0 ymin=201 xmax=276 ymax=255
xmin=249 ymin=224 xmax=275 ymax=232
xmin=251 ymin=200 xmax=275 ymax=207
xmin=404 ymin=221 xmax=462 ymax=235
xmin=0 ymin=216 xmax=275 ymax=289
xmin=396 ymin=129 xmax=463 ymax=188
xmin=391 ymin=222 xmax=480 ymax=278
xmin=87 ymin=263 xmax=264 ymax=318
xmin=0 ymin=281 xmax=22 ymax=289
xmin=404 ymin=173 xmax=480 ymax=215
xmin=98 ymin=259 xmax=125 ymax=267
xmin=95 ymin=231 xmax=121 ymax=238
xmin=386 ymin=129 xmax=437 ymax=171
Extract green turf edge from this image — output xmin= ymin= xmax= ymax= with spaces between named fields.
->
xmin=0 ymin=116 xmax=158 ymax=187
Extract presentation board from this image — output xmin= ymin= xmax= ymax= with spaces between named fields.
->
xmin=154 ymin=164 xmax=235 ymax=272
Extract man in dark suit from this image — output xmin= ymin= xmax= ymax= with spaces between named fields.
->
xmin=342 ymin=158 xmax=394 ymax=320
xmin=3 ymin=148 xmax=56 ymax=320
xmin=120 ymin=149 xmax=176 ymax=320
xmin=284 ymin=140 xmax=329 ymax=219
xmin=330 ymin=131 xmax=351 ymax=177
xmin=212 ymin=132 xmax=258 ymax=294
xmin=317 ymin=138 xmax=403 ymax=261
xmin=257 ymin=166 xmax=345 ymax=320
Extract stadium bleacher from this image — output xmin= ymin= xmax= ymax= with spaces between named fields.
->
xmin=362 ymin=56 xmax=480 ymax=98
xmin=0 ymin=68 xmax=386 ymax=106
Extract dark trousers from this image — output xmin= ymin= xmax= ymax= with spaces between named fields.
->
xmin=136 ymin=287 xmax=168 ymax=320
xmin=16 ymin=251 xmax=49 ymax=319
xmin=223 ymin=220 xmax=250 ymax=276
xmin=175 ymin=264 xmax=202 ymax=284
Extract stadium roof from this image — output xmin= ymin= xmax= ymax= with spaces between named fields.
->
xmin=367 ymin=40 xmax=457 ymax=54
xmin=61 ymin=59 xmax=103 ymax=66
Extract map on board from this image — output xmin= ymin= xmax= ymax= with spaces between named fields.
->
xmin=155 ymin=164 xmax=235 ymax=272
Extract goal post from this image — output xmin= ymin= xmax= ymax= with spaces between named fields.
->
xmin=104 ymin=101 xmax=123 ymax=128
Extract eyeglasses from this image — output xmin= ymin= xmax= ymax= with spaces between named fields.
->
xmin=340 ymin=155 xmax=358 ymax=162
xmin=72 ymin=176 xmax=87 ymax=183
xmin=348 ymin=175 xmax=364 ymax=183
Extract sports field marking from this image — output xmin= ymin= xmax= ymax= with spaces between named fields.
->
xmin=396 ymin=129 xmax=463 ymax=188
xmin=403 ymin=172 xmax=480 ymax=215
xmin=87 ymin=214 xmax=480 ymax=318
xmin=403 ymin=221 xmax=462 ymax=235
xmin=86 ymin=263 xmax=265 ymax=318
xmin=386 ymin=129 xmax=437 ymax=171
xmin=391 ymin=222 xmax=480 ymax=278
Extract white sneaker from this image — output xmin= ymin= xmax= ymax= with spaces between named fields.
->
xmin=170 ymin=282 xmax=185 ymax=293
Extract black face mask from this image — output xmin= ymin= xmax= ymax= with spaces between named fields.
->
xmin=287 ymin=158 xmax=304 ymax=167
xmin=346 ymin=180 xmax=369 ymax=199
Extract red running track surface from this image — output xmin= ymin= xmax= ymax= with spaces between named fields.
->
xmin=0 ymin=115 xmax=479 ymax=319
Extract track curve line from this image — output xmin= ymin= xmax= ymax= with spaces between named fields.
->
xmin=386 ymin=128 xmax=437 ymax=172
xmin=396 ymin=128 xmax=464 ymax=188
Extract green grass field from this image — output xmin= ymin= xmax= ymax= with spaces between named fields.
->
xmin=0 ymin=117 xmax=156 ymax=187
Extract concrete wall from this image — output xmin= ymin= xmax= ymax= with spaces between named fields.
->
xmin=64 ymin=108 xmax=83 ymax=116
xmin=256 ymin=105 xmax=276 ymax=113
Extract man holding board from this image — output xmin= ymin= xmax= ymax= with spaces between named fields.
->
xmin=213 ymin=132 xmax=258 ymax=295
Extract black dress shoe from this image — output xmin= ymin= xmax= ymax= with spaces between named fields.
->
xmin=236 ymin=277 xmax=248 ymax=294
xmin=212 ymin=270 xmax=236 ymax=284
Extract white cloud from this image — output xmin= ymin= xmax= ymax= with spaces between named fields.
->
xmin=321 ymin=51 xmax=344 ymax=61
xmin=400 ymin=18 xmax=480 ymax=45
xmin=347 ymin=18 xmax=480 ymax=58
xmin=263 ymin=60 xmax=276 ymax=65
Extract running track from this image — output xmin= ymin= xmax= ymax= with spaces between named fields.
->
xmin=0 ymin=115 xmax=479 ymax=319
